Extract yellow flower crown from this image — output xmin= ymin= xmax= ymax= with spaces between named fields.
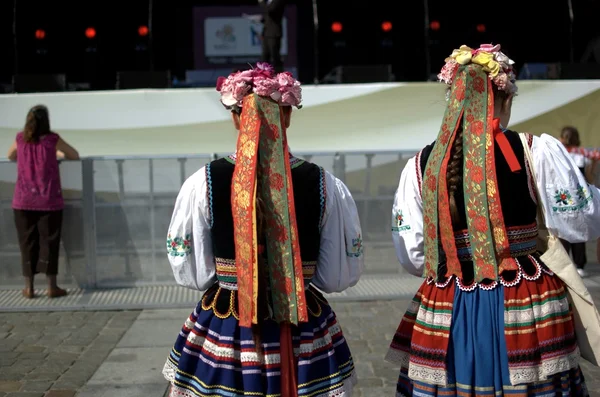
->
xmin=438 ymin=44 xmax=517 ymax=95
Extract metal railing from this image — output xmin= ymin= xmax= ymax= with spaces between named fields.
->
xmin=0 ymin=151 xmax=415 ymax=289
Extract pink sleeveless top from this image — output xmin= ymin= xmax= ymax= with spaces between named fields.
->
xmin=12 ymin=132 xmax=64 ymax=211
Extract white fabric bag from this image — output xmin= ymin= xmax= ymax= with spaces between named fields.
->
xmin=520 ymin=133 xmax=600 ymax=366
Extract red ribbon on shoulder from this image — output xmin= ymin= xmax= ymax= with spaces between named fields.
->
xmin=492 ymin=118 xmax=521 ymax=173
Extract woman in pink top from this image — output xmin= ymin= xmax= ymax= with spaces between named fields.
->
xmin=7 ymin=105 xmax=79 ymax=299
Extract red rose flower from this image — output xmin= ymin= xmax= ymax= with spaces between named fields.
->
xmin=427 ymin=223 xmax=437 ymax=239
xmin=473 ymin=76 xmax=485 ymax=93
xmin=454 ymin=86 xmax=466 ymax=102
xmin=439 ymin=131 xmax=450 ymax=145
xmin=270 ymin=173 xmax=285 ymax=190
xmin=273 ymin=224 xmax=289 ymax=242
xmin=426 ymin=175 xmax=437 ymax=192
xmin=466 ymin=114 xmax=474 ymax=122
xmin=470 ymin=166 xmax=484 ymax=184
xmin=267 ymin=124 xmax=280 ymax=140
xmin=475 ymin=216 xmax=488 ymax=232
xmin=471 ymin=120 xmax=484 ymax=136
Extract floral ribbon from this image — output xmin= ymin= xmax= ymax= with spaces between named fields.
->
xmin=423 ymin=65 xmax=514 ymax=282
xmin=232 ymin=93 xmax=308 ymax=328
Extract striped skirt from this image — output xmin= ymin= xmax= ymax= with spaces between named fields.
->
xmin=163 ymin=284 xmax=357 ymax=397
xmin=386 ymin=255 xmax=589 ymax=397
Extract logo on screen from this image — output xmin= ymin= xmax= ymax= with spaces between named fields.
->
xmin=250 ymin=22 xmax=263 ymax=47
xmin=215 ymin=24 xmax=236 ymax=49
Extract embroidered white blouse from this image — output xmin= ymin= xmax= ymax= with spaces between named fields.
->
xmin=167 ymin=164 xmax=365 ymax=293
xmin=392 ymin=133 xmax=600 ymax=277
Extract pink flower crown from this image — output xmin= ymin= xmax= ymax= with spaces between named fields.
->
xmin=216 ymin=63 xmax=302 ymax=111
xmin=438 ymin=44 xmax=518 ymax=97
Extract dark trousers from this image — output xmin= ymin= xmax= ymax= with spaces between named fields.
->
xmin=262 ymin=36 xmax=283 ymax=73
xmin=13 ymin=209 xmax=63 ymax=277
xmin=560 ymin=239 xmax=587 ymax=269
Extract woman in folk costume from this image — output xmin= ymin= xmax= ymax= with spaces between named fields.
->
xmin=386 ymin=44 xmax=600 ymax=396
xmin=162 ymin=63 xmax=363 ymax=397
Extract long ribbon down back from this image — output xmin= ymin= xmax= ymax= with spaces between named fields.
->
xmin=232 ymin=94 xmax=308 ymax=327
xmin=422 ymin=64 xmax=512 ymax=282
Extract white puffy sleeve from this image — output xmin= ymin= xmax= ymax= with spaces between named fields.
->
xmin=531 ymin=133 xmax=600 ymax=242
xmin=312 ymin=171 xmax=365 ymax=293
xmin=391 ymin=157 xmax=424 ymax=277
xmin=166 ymin=167 xmax=216 ymax=290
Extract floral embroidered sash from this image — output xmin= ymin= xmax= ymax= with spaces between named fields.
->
xmin=423 ymin=65 xmax=515 ymax=282
xmin=232 ymin=94 xmax=308 ymax=327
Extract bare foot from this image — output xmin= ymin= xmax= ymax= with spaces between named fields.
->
xmin=22 ymin=288 xmax=34 ymax=299
xmin=48 ymin=287 xmax=68 ymax=298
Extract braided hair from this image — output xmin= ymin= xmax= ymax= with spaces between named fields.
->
xmin=446 ymin=124 xmax=464 ymax=224
xmin=445 ymin=85 xmax=509 ymax=224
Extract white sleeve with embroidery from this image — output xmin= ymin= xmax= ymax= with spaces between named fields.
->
xmin=312 ymin=171 xmax=364 ymax=293
xmin=531 ymin=133 xmax=600 ymax=242
xmin=166 ymin=167 xmax=216 ymax=290
xmin=391 ymin=157 xmax=424 ymax=277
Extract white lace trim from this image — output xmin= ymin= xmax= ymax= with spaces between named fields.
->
xmin=508 ymin=348 xmax=580 ymax=386
xmin=504 ymin=294 xmax=570 ymax=324
xmin=425 ymin=255 xmax=545 ymax=292
xmin=162 ymin=358 xmax=178 ymax=383
xmin=385 ymin=348 xmax=410 ymax=369
xmin=386 ymin=344 xmax=580 ymax=389
xmin=407 ymin=360 xmax=448 ymax=387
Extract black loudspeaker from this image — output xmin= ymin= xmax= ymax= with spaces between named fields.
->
xmin=12 ymin=74 xmax=67 ymax=93
xmin=559 ymin=63 xmax=600 ymax=79
xmin=323 ymin=65 xmax=394 ymax=84
xmin=338 ymin=65 xmax=393 ymax=83
xmin=116 ymin=71 xmax=172 ymax=89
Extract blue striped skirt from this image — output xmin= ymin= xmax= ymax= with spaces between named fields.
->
xmin=163 ymin=284 xmax=357 ymax=397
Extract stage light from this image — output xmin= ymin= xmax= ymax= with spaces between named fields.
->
xmin=35 ymin=29 xmax=46 ymax=40
xmin=331 ymin=22 xmax=343 ymax=33
xmin=381 ymin=21 xmax=392 ymax=32
xmin=85 ymin=27 xmax=96 ymax=39
xmin=138 ymin=25 xmax=149 ymax=37
xmin=430 ymin=20 xmax=440 ymax=31
xmin=476 ymin=23 xmax=486 ymax=33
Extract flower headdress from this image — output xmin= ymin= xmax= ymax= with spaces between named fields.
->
xmin=216 ymin=62 xmax=302 ymax=112
xmin=423 ymin=44 xmax=524 ymax=291
xmin=438 ymin=44 xmax=518 ymax=97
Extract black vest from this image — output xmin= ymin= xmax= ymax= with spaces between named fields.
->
xmin=420 ymin=130 xmax=540 ymax=283
xmin=206 ymin=156 xmax=324 ymax=266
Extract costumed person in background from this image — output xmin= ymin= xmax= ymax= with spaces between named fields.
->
xmin=162 ymin=63 xmax=363 ymax=397
xmin=258 ymin=0 xmax=285 ymax=73
xmin=560 ymin=126 xmax=596 ymax=277
xmin=386 ymin=44 xmax=600 ymax=396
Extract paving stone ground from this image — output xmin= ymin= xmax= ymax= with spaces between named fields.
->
xmin=3 ymin=297 xmax=600 ymax=396
xmin=0 ymin=310 xmax=140 ymax=397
